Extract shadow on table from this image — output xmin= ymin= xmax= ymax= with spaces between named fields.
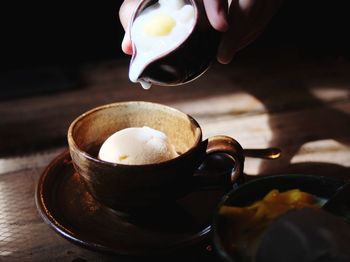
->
xmin=237 ymin=56 xmax=350 ymax=180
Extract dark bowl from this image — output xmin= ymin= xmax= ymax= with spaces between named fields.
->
xmin=130 ymin=0 xmax=220 ymax=86
xmin=212 ymin=174 xmax=346 ymax=262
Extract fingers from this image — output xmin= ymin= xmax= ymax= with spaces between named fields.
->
xmin=203 ymin=0 xmax=229 ymax=32
xmin=119 ymin=0 xmax=281 ymax=64
xmin=217 ymin=0 xmax=281 ymax=64
xmin=119 ymin=0 xmax=139 ymax=55
xmin=121 ymin=33 xmax=133 ymax=55
xmin=120 ymin=0 xmax=230 ymax=55
xmin=217 ymin=0 xmax=253 ymax=64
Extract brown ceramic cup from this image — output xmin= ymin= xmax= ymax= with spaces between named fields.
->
xmin=67 ymin=101 xmax=245 ymax=213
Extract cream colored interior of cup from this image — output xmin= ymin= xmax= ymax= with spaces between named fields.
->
xmin=71 ymin=102 xmax=201 ymax=157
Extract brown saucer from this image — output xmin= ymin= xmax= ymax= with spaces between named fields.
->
xmin=35 ymin=150 xmax=226 ymax=256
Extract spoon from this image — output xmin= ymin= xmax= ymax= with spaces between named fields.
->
xmin=323 ymin=179 xmax=350 ymax=220
xmin=196 ymin=147 xmax=282 ymax=189
xmin=244 ymin=148 xmax=281 ymax=159
xmin=198 ymin=147 xmax=281 ymax=175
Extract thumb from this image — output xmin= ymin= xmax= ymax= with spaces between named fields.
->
xmin=119 ymin=0 xmax=139 ymax=55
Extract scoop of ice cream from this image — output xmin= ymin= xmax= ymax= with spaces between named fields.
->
xmin=98 ymin=126 xmax=178 ymax=165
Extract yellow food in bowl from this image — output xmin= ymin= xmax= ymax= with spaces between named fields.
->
xmin=220 ymin=189 xmax=318 ymax=223
xmin=218 ymin=189 xmax=321 ymax=260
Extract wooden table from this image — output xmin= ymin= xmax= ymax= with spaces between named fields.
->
xmin=1 ymin=53 xmax=350 ymax=261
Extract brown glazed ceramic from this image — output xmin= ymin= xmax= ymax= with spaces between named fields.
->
xmin=130 ymin=0 xmax=220 ymax=86
xmin=36 ymin=150 xmax=226 ymax=255
xmin=67 ymin=101 xmax=245 ymax=213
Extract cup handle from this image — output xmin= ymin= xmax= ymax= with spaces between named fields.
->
xmin=194 ymin=135 xmax=245 ymax=191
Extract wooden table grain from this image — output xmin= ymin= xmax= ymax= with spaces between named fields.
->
xmin=1 ymin=53 xmax=350 ymax=261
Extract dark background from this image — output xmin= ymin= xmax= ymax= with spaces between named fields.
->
xmin=0 ymin=0 xmax=349 ymax=98
xmin=1 ymin=1 xmax=124 ymax=71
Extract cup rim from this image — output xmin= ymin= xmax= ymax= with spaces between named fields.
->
xmin=67 ymin=101 xmax=203 ymax=168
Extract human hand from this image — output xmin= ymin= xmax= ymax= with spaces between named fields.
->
xmin=119 ymin=0 xmax=281 ymax=64
xmin=204 ymin=0 xmax=282 ymax=64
